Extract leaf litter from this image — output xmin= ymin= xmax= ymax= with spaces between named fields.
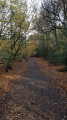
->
xmin=34 ymin=58 xmax=67 ymax=96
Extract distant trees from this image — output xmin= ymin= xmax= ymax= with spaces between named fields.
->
xmin=27 ymin=33 xmax=41 ymax=57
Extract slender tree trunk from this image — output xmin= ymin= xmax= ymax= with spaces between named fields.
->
xmin=54 ymin=27 xmax=58 ymax=50
xmin=25 ymin=32 xmax=28 ymax=62
xmin=45 ymin=32 xmax=49 ymax=48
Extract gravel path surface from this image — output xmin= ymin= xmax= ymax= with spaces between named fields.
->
xmin=0 ymin=58 xmax=67 ymax=120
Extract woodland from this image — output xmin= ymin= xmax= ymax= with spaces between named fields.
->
xmin=0 ymin=0 xmax=67 ymax=72
xmin=0 ymin=0 xmax=29 ymax=72
xmin=0 ymin=0 xmax=67 ymax=119
xmin=32 ymin=0 xmax=67 ymax=70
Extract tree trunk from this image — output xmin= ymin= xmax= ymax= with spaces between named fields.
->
xmin=5 ymin=63 xmax=12 ymax=72
xmin=54 ymin=27 xmax=58 ymax=50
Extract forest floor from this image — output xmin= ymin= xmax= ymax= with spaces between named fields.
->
xmin=0 ymin=59 xmax=29 ymax=104
xmin=0 ymin=58 xmax=67 ymax=120
xmin=35 ymin=58 xmax=67 ymax=95
xmin=34 ymin=58 xmax=67 ymax=96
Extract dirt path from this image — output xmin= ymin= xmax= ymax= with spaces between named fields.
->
xmin=0 ymin=59 xmax=67 ymax=120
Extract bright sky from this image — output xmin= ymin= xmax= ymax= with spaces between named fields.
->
xmin=27 ymin=0 xmax=41 ymax=17
xmin=26 ymin=0 xmax=41 ymax=37
xmin=25 ymin=0 xmax=42 ymax=38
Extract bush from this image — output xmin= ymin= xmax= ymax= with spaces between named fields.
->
xmin=35 ymin=40 xmax=67 ymax=68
